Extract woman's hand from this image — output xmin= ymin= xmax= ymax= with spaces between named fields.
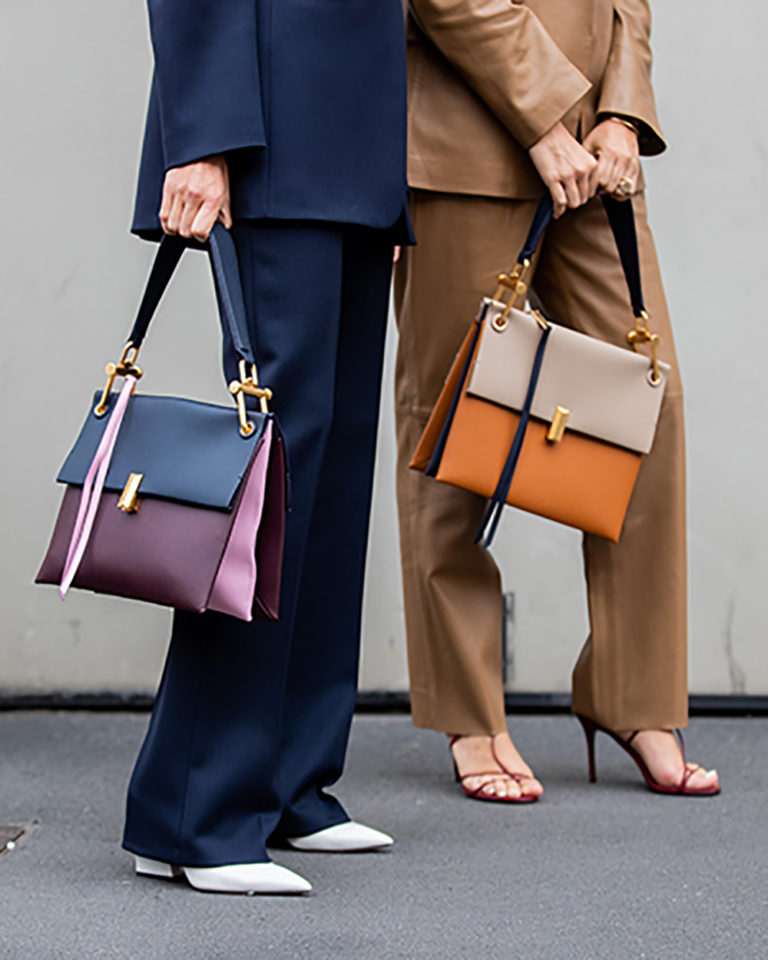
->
xmin=583 ymin=120 xmax=640 ymax=199
xmin=528 ymin=122 xmax=598 ymax=219
xmin=159 ymin=154 xmax=232 ymax=241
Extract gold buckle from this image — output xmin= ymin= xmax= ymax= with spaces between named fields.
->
xmin=546 ymin=406 xmax=570 ymax=443
xmin=229 ymin=359 xmax=273 ymax=437
xmin=117 ymin=473 xmax=143 ymax=513
xmin=94 ymin=343 xmax=143 ymax=416
xmin=490 ymin=259 xmax=532 ymax=331
xmin=627 ymin=310 xmax=661 ymax=385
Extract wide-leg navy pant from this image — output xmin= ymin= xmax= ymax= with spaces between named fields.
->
xmin=123 ymin=220 xmax=392 ymax=866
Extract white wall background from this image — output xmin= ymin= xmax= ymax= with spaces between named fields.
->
xmin=1 ymin=2 xmax=765 ymax=696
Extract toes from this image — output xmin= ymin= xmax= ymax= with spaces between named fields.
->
xmin=522 ymin=777 xmax=544 ymax=798
xmin=689 ymin=766 xmax=718 ymax=789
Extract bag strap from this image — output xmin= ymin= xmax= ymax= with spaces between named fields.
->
xmin=95 ymin=225 xmax=271 ymax=438
xmin=128 ymin=224 xmax=255 ymax=364
xmin=515 ymin=194 xmax=645 ymax=318
xmin=495 ymin=193 xmax=660 ymax=384
xmin=474 ymin=321 xmax=552 ymax=548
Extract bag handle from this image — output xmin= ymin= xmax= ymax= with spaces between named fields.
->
xmin=128 ymin=224 xmax=254 ymax=362
xmin=94 ymin=225 xmax=271 ymax=437
xmin=493 ymin=194 xmax=661 ymax=384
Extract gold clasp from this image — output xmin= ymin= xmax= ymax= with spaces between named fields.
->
xmin=627 ymin=310 xmax=661 ymax=385
xmin=117 ymin=473 xmax=143 ymax=513
xmin=491 ymin=259 xmax=531 ymax=332
xmin=547 ymin=406 xmax=570 ymax=443
xmin=228 ymin=359 xmax=273 ymax=437
xmin=94 ymin=342 xmax=143 ymax=416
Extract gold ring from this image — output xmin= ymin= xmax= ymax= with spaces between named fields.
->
xmin=617 ymin=176 xmax=634 ymax=196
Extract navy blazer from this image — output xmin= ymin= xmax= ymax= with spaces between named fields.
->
xmin=132 ymin=0 xmax=409 ymax=238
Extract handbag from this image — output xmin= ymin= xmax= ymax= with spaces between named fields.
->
xmin=36 ymin=224 xmax=286 ymax=621
xmin=410 ymin=195 xmax=671 ymax=546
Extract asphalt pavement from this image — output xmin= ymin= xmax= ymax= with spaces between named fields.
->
xmin=0 ymin=712 xmax=764 ymax=960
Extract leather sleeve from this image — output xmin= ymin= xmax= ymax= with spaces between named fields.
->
xmin=147 ymin=0 xmax=267 ymax=170
xmin=596 ymin=0 xmax=666 ymax=155
xmin=408 ymin=0 xmax=592 ymax=149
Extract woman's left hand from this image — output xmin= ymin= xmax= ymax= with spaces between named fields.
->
xmin=583 ymin=120 xmax=640 ymax=199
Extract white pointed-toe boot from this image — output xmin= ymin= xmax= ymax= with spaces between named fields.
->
xmin=134 ymin=856 xmax=312 ymax=894
xmin=287 ymin=821 xmax=394 ymax=853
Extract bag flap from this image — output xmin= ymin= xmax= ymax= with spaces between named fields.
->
xmin=466 ymin=299 xmax=670 ymax=455
xmin=57 ymin=392 xmax=268 ymax=509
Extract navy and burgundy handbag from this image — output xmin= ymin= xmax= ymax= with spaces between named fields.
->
xmin=37 ymin=225 xmax=286 ymax=621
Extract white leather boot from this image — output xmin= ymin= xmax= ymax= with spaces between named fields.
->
xmin=134 ymin=856 xmax=312 ymax=894
xmin=287 ymin=821 xmax=394 ymax=852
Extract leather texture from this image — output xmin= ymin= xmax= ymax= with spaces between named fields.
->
xmin=411 ymin=314 xmax=641 ymax=541
xmin=37 ymin=427 xmax=284 ymax=621
xmin=58 ymin=393 xmax=267 ymax=510
xmin=395 ymin=176 xmax=687 ymax=740
xmin=405 ymin=0 xmax=664 ymax=200
xmin=467 ymin=299 xmax=669 ymax=454
xmin=208 ymin=420 xmax=273 ymax=620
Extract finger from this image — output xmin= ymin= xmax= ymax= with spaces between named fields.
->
xmin=591 ymin=151 xmax=611 ymax=193
xmin=163 ymin=191 xmax=184 ymax=236
xmin=579 ymin=157 xmax=599 ymax=204
xmin=627 ymin=156 xmax=641 ymax=190
xmin=393 ymin=245 xmax=401 ymax=264
xmin=179 ymin=195 xmax=205 ymax=239
xmin=603 ymin=156 xmax=622 ymax=196
xmin=190 ymin=200 xmax=221 ymax=242
xmin=588 ymin=151 xmax=605 ymax=195
xmin=218 ymin=200 xmax=233 ymax=230
xmin=549 ymin=181 xmax=567 ymax=219
xmin=158 ymin=181 xmax=174 ymax=230
xmin=563 ymin=175 xmax=581 ymax=211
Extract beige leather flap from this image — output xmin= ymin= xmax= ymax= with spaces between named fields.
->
xmin=466 ymin=299 xmax=670 ymax=455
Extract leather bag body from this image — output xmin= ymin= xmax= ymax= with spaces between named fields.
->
xmin=37 ymin=226 xmax=286 ymax=621
xmin=410 ymin=195 xmax=669 ymax=544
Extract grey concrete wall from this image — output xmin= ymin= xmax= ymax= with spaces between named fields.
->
xmin=1 ymin=1 xmax=765 ymax=696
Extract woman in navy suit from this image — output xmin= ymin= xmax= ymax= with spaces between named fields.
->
xmin=124 ymin=0 xmax=410 ymax=895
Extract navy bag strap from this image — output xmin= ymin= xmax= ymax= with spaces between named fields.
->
xmin=600 ymin=194 xmax=646 ymax=318
xmin=128 ymin=224 xmax=255 ymax=365
xmin=517 ymin=193 xmax=645 ymax=317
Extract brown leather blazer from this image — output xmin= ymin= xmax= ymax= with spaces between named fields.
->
xmin=406 ymin=0 xmax=665 ymax=199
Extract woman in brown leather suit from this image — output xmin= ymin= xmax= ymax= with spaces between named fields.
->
xmin=395 ymin=0 xmax=720 ymax=801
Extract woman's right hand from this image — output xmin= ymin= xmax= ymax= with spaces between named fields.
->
xmin=528 ymin=122 xmax=598 ymax=219
xmin=158 ymin=154 xmax=232 ymax=241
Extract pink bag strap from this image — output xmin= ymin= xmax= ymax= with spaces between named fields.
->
xmin=59 ymin=376 xmax=137 ymax=598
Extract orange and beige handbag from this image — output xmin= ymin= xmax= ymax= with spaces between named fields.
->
xmin=410 ymin=195 xmax=670 ymax=546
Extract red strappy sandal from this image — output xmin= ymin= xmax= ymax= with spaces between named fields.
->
xmin=576 ymin=715 xmax=721 ymax=796
xmin=449 ymin=736 xmax=540 ymax=804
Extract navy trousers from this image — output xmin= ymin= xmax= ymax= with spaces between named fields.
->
xmin=123 ymin=221 xmax=392 ymax=865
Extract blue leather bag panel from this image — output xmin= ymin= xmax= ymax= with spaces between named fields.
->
xmin=57 ymin=392 xmax=267 ymax=510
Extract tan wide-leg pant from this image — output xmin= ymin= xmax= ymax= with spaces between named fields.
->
xmin=394 ymin=190 xmax=688 ymax=735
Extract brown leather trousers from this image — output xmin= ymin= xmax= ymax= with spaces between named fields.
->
xmin=394 ymin=189 xmax=688 ymax=735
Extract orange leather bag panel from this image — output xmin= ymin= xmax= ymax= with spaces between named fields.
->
xmin=409 ymin=321 xmax=480 ymax=472
xmin=436 ymin=392 xmax=642 ymax=541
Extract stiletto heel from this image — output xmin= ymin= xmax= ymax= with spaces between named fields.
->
xmin=577 ymin=715 xmax=598 ymax=782
xmin=574 ymin=714 xmax=721 ymax=797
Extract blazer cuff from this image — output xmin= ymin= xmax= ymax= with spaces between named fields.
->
xmin=511 ymin=73 xmax=592 ymax=150
xmin=596 ymin=7 xmax=666 ymax=156
xmin=162 ymin=132 xmax=266 ymax=173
